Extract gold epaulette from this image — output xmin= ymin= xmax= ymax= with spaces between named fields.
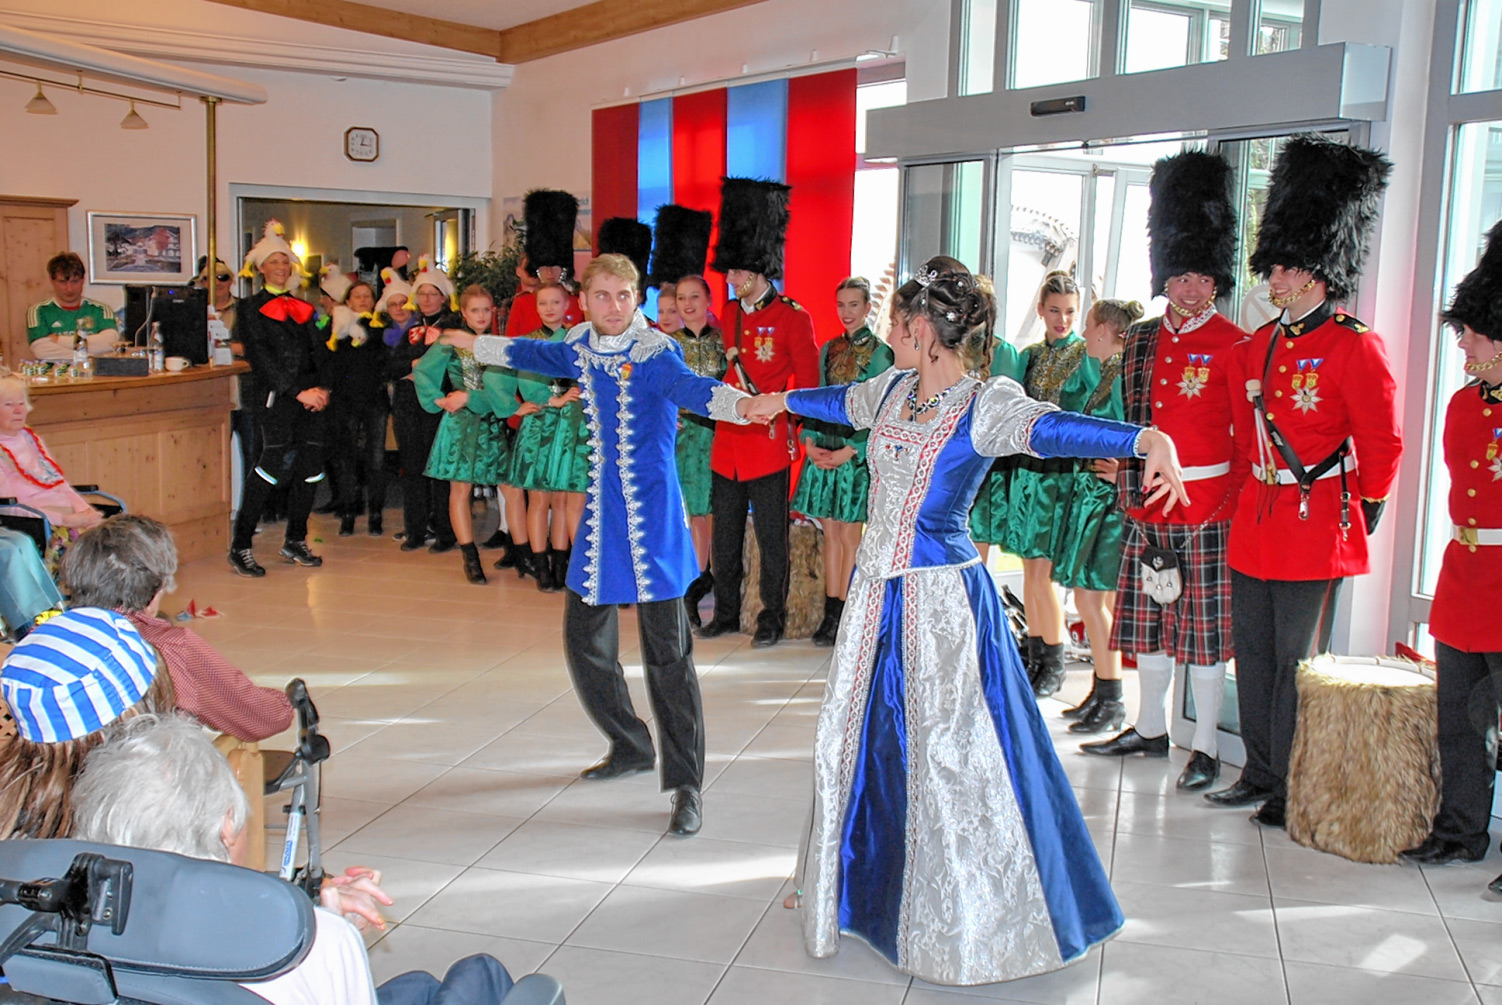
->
xmin=779 ymin=294 xmax=803 ymax=311
xmin=1331 ymin=312 xmax=1371 ymax=334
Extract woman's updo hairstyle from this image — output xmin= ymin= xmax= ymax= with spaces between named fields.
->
xmin=893 ymin=256 xmax=994 ymax=356
xmin=1037 ymin=270 xmax=1080 ymax=307
xmin=1090 ymin=298 xmax=1145 ymax=336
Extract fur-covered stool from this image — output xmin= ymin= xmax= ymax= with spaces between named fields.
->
xmin=1286 ymin=655 xmax=1440 ymax=864
xmin=738 ymin=519 xmax=825 ymax=638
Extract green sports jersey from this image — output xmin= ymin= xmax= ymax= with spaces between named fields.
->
xmin=26 ymin=298 xmax=118 ymax=343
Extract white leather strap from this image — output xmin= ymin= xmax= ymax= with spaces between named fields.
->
xmin=1454 ymin=526 xmax=1502 ymax=546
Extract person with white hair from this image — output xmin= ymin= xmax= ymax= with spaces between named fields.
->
xmin=73 ymin=714 xmax=518 ymax=1005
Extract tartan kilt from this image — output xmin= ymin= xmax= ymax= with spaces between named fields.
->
xmin=1110 ymin=517 xmax=1233 ymax=666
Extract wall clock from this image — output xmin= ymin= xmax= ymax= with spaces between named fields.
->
xmin=345 ymin=126 xmax=379 ymax=162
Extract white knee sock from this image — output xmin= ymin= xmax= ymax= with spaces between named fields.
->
xmin=1134 ymin=652 xmax=1173 ymax=740
xmin=1189 ymin=663 xmax=1227 ymax=757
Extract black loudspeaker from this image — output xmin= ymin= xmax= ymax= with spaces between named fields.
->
xmin=123 ymin=285 xmax=209 ymax=364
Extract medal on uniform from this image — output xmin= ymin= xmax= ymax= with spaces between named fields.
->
xmin=1293 ymin=359 xmax=1324 ymax=414
xmin=755 ymin=326 xmax=776 ymax=363
xmin=1491 ymin=428 xmax=1502 ymax=480
xmin=1178 ymin=354 xmax=1211 ymax=398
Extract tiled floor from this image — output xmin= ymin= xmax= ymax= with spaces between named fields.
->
xmin=171 ymin=513 xmax=1502 ymax=1005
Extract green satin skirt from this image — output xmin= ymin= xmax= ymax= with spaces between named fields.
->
xmin=543 ymin=404 xmax=590 ymax=494
xmin=792 ymin=447 xmax=870 ymax=523
xmin=1050 ymin=465 xmax=1124 ymax=591
xmin=967 ymin=459 xmax=1012 ymax=544
xmin=425 ymin=410 xmax=510 ymax=485
xmin=1001 ymin=456 xmax=1074 ymax=559
xmin=676 ymin=416 xmax=715 ymax=517
xmin=508 ymin=406 xmax=589 ymax=492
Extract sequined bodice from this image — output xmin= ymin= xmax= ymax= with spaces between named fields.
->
xmin=825 ymin=330 xmax=879 ymax=385
xmin=672 ymin=326 xmax=727 ymax=380
xmin=1023 ymin=336 xmax=1086 ymax=404
xmin=456 ymin=347 xmax=482 ymax=391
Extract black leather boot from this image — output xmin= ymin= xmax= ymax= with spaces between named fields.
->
xmin=1033 ymin=642 xmax=1065 ymax=698
xmin=1023 ymin=636 xmax=1042 ymax=688
xmin=811 ymin=596 xmax=844 ymax=647
xmin=493 ymin=536 xmax=521 ymax=570
xmin=338 ymin=514 xmax=356 ymax=537
xmin=1068 ymin=676 xmax=1123 ymax=732
xmin=460 ymin=542 xmax=486 ymax=585
xmin=1063 ymin=680 xmax=1099 ymax=720
xmin=534 ymin=548 xmax=560 ymax=593
xmin=551 ymin=546 xmax=570 ymax=589
xmin=480 ymin=528 xmax=510 ymax=550
xmin=512 ymin=541 xmax=535 ymax=580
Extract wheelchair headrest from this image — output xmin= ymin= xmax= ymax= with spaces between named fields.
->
xmin=0 ymin=839 xmax=313 ymax=982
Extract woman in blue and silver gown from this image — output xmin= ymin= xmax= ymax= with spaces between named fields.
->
xmin=751 ymin=258 xmax=1188 ymax=985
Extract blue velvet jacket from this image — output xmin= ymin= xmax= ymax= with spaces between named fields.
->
xmin=474 ymin=310 xmax=750 ymax=605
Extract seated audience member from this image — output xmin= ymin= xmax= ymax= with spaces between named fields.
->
xmin=26 ymin=251 xmax=121 ymax=360
xmin=0 ymin=526 xmax=63 ymax=640
xmin=0 ymin=607 xmax=174 ymax=840
xmin=73 ymin=714 xmax=519 ymax=1005
xmin=0 ymin=372 xmax=104 ymax=570
xmin=62 ymin=514 xmax=294 ymax=742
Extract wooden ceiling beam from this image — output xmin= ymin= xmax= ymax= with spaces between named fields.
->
xmin=202 ymin=0 xmax=501 ymax=59
xmin=495 ymin=0 xmax=770 ymax=63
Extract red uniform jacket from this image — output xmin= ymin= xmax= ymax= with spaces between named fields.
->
xmin=711 ymin=288 xmax=819 ymax=481
xmin=1226 ymin=304 xmax=1403 ymax=580
xmin=1429 ymin=382 xmax=1502 ymax=653
xmin=1120 ymin=311 xmax=1245 ymax=526
xmin=505 ymin=290 xmax=582 ymax=337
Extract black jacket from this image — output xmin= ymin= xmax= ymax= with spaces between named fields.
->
xmin=235 ymin=289 xmax=325 ymax=406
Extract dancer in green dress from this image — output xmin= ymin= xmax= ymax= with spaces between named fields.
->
xmin=1006 ymin=271 xmax=1085 ymax=697
xmin=1052 ymin=298 xmax=1141 ymax=734
xmin=791 ymin=277 xmax=895 ymax=646
xmin=506 ymin=282 xmax=587 ymax=592
xmin=669 ymin=275 xmax=725 ymax=625
xmin=417 ymin=285 xmax=519 ymax=585
xmin=965 ymin=273 xmax=1027 ymax=564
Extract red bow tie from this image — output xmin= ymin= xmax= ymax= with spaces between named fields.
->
xmin=259 ymin=294 xmax=314 ymax=325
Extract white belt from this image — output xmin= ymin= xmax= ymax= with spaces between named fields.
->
xmin=1181 ymin=462 xmax=1231 ymax=481
xmin=1251 ymin=462 xmax=1346 ymax=486
xmin=1454 ymin=526 xmax=1502 ymax=546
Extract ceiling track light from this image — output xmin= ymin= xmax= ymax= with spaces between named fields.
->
xmin=24 ymin=82 xmax=56 ymax=115
xmin=120 ymin=100 xmax=148 ymax=130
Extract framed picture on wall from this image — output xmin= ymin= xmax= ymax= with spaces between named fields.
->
xmin=85 ymin=211 xmax=198 ymax=284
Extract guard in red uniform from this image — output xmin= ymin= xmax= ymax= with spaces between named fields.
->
xmin=1080 ymin=152 xmax=1244 ymax=790
xmin=505 ymin=190 xmax=583 ymax=337
xmin=1207 ymin=135 xmax=1402 ymax=827
xmin=696 ymin=178 xmax=819 ymax=648
xmin=1400 ymin=219 xmax=1502 ymax=884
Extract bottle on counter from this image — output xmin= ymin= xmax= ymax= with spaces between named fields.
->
xmin=149 ymin=322 xmax=165 ymax=373
xmin=71 ymin=333 xmax=93 ymax=379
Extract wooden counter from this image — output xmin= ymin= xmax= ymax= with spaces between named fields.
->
xmin=27 ymin=362 xmax=247 ymax=561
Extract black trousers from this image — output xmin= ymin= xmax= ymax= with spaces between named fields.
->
xmin=232 ymin=397 xmax=328 ymax=550
xmin=563 ymin=590 xmax=704 ymax=791
xmin=391 ymin=382 xmax=453 ymax=544
xmin=1432 ymin=643 xmax=1502 ymax=855
xmin=709 ymin=469 xmax=790 ymax=630
xmin=1230 ymin=571 xmax=1344 ymax=798
xmin=330 ymin=399 xmax=390 ymax=518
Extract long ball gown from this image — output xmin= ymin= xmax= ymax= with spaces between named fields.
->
xmin=784 ymin=369 xmax=1135 ymax=985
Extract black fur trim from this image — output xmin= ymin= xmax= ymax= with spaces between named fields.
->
xmin=649 ymin=205 xmax=713 ymax=285
xmin=1147 ymin=151 xmax=1238 ymax=297
xmin=1443 ymin=218 xmax=1502 ymax=339
xmin=597 ymin=217 xmax=654 ymax=288
xmin=1248 ymin=134 xmax=1392 ymax=301
xmin=711 ymin=177 xmax=791 ymax=279
xmin=523 ymin=189 xmax=579 ymax=274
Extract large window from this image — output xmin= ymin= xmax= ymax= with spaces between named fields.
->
xmin=959 ymin=0 xmax=998 ymax=96
xmin=1010 ymin=0 xmax=1099 ymax=88
xmin=1257 ymin=0 xmax=1305 ymax=55
xmin=901 ymin=160 xmax=988 ymax=281
xmin=852 ymin=78 xmax=907 ymax=309
xmin=1458 ymin=0 xmax=1502 ymax=93
xmin=1123 ymin=0 xmax=1231 ymax=73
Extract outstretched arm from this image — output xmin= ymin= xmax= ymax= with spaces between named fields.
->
xmin=443 ymin=330 xmax=581 ymax=380
xmin=661 ymin=351 xmax=754 ymax=424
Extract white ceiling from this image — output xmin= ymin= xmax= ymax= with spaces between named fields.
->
xmin=348 ymin=0 xmax=600 ymax=32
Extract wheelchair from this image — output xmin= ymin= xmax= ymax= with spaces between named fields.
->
xmin=0 ymin=840 xmax=566 ymax=1003
xmin=0 ymin=487 xmax=126 ymax=556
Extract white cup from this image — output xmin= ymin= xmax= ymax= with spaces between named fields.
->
xmin=164 ymin=356 xmax=190 ymax=372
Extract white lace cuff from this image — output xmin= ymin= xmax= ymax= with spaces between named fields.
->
xmin=472 ymin=335 xmax=511 ymax=368
xmin=709 ymin=384 xmax=751 ymax=424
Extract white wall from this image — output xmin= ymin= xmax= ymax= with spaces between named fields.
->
xmin=488 ymin=0 xmax=949 ymax=245
xmin=0 ymin=0 xmax=495 ymax=309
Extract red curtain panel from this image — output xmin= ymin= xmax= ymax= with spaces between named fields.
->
xmin=785 ymin=69 xmax=857 ymax=345
xmin=591 ymin=104 xmax=639 ymax=251
xmin=672 ymin=88 xmax=728 ymax=278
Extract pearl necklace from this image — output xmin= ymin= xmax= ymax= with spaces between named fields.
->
xmin=906 ymin=378 xmax=964 ymax=418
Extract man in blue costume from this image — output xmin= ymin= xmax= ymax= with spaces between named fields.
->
xmin=443 ymin=253 xmax=754 ymax=838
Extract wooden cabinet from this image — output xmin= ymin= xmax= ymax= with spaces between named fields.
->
xmin=0 ymin=197 xmax=75 ymax=370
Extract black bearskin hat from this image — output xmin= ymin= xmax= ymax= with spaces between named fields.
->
xmin=523 ymin=189 xmax=579 ymax=275
xmin=597 ymin=217 xmax=654 ymax=288
xmin=1147 ymin=151 xmax=1238 ymax=297
xmin=649 ymin=205 xmax=713 ymax=286
xmin=1443 ymin=219 xmax=1502 ymax=340
xmin=1248 ymin=134 xmax=1392 ymax=301
xmin=711 ymin=177 xmax=791 ymax=280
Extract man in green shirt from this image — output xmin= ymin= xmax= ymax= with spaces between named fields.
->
xmin=26 ymin=252 xmax=121 ymax=360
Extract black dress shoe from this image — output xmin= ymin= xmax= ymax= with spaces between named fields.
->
xmin=580 ymin=756 xmax=654 ymax=781
xmin=338 ymin=515 xmax=356 ymax=537
xmin=1250 ymin=797 xmax=1286 ymax=829
xmin=1204 ymin=778 xmax=1275 ymax=807
xmin=1177 ymin=751 xmax=1220 ymax=791
xmin=696 ymin=618 xmax=739 ymax=639
xmin=1488 ymin=873 xmax=1502 ymax=895
xmin=1400 ymin=836 xmax=1485 ymax=865
xmin=368 ymin=513 xmax=383 ymax=537
xmin=479 ymin=528 xmax=510 ymax=550
xmin=751 ymin=622 xmax=783 ymax=648
xmin=668 ymin=786 xmax=702 ymax=837
xmin=1079 ymin=728 xmax=1169 ymax=758
xmin=429 ymin=538 xmax=458 ymax=555
xmin=399 ymin=537 xmax=426 ymax=552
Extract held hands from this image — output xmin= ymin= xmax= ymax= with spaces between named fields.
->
xmin=319 ymin=866 xmax=394 ymax=933
xmin=545 ymin=387 xmax=581 ymax=408
xmin=439 ymin=329 xmax=477 ymax=351
xmin=1092 ymin=458 xmax=1120 ymax=484
xmin=808 ymin=445 xmax=856 ymax=470
xmin=740 ymin=392 xmax=787 ymax=426
xmin=435 ymin=390 xmax=470 ymax=413
xmin=295 ymin=388 xmax=329 ymax=412
xmin=61 ymin=506 xmax=105 ymax=529
xmin=515 ymin=401 xmax=543 ymax=417
xmin=1137 ymin=429 xmax=1191 ymax=516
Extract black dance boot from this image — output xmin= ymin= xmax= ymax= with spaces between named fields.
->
xmin=339 ymin=514 xmax=356 ymax=537
xmin=1023 ymin=636 xmax=1043 ymax=689
xmin=480 ymin=527 xmax=510 ymax=550
xmin=683 ymin=569 xmax=714 ymax=628
xmin=460 ymin=543 xmax=486 ymax=585
xmin=552 ymin=547 xmax=570 ymax=589
xmin=514 ymin=541 xmax=536 ymax=580
xmin=534 ymin=548 xmax=560 ymax=593
xmin=1069 ymin=677 xmax=1124 ymax=734
xmin=1062 ymin=678 xmax=1100 ymax=720
xmin=811 ymin=596 xmax=844 ymax=647
xmin=1033 ymin=642 xmax=1066 ymax=698
xmin=493 ymin=536 xmax=520 ymax=570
